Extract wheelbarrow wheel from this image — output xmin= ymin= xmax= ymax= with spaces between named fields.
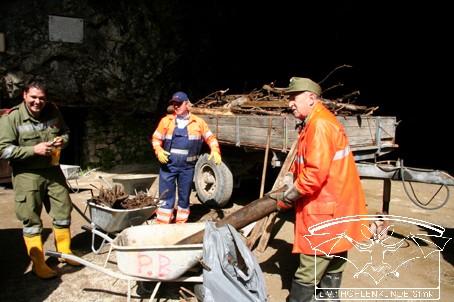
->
xmin=194 ymin=153 xmax=233 ymax=208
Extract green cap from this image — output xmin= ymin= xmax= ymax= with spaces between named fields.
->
xmin=285 ymin=77 xmax=321 ymax=96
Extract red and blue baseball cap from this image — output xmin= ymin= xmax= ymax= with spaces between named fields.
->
xmin=170 ymin=91 xmax=189 ymax=103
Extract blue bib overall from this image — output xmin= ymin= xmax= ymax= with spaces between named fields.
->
xmin=157 ymin=120 xmax=195 ymax=223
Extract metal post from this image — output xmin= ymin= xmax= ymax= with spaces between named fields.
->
xmin=382 ymin=178 xmax=391 ymax=214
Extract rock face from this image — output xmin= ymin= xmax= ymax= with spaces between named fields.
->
xmin=0 ymin=0 xmax=183 ymax=111
xmin=81 ymin=110 xmax=155 ymax=169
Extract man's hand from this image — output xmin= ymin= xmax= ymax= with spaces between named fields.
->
xmin=269 ymin=173 xmax=301 ymax=211
xmin=208 ymin=150 xmax=222 ymax=165
xmin=34 ymin=142 xmax=53 ymax=157
xmin=156 ymin=149 xmax=170 ymax=164
xmin=269 ymin=187 xmax=294 ymax=212
xmin=50 ymin=136 xmax=63 ymax=147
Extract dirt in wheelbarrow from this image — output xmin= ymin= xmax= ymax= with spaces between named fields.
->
xmin=1 ymin=168 xmax=454 ymax=301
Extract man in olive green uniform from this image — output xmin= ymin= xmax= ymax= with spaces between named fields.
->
xmin=0 ymin=79 xmax=79 ymax=279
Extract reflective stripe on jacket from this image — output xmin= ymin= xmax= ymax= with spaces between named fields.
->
xmin=151 ymin=113 xmax=220 ymax=159
xmin=291 ymin=102 xmax=367 ymax=255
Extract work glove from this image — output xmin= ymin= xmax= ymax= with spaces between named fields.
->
xmin=156 ymin=148 xmax=170 ymax=164
xmin=208 ymin=150 xmax=222 ymax=165
xmin=269 ymin=173 xmax=301 ymax=211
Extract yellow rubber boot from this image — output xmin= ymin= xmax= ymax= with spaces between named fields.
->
xmin=53 ymin=228 xmax=81 ymax=266
xmin=23 ymin=235 xmax=57 ymax=279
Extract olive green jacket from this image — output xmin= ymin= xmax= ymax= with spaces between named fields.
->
xmin=0 ymin=102 xmax=69 ymax=171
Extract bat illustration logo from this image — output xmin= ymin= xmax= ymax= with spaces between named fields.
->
xmin=304 ymin=215 xmax=451 ymax=285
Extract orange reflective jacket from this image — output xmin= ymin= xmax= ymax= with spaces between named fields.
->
xmin=291 ymin=103 xmax=367 ymax=255
xmin=151 ymin=113 xmax=220 ymax=160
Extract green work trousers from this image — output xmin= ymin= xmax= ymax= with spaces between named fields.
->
xmin=294 ymin=251 xmax=347 ymax=286
xmin=13 ymin=167 xmax=72 ymax=236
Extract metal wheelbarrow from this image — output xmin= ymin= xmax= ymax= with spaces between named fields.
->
xmin=46 ymin=222 xmax=205 ymax=302
xmin=79 ymin=200 xmax=157 ymax=254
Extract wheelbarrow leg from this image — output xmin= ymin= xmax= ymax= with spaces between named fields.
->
xmin=103 ymin=244 xmax=114 ymax=268
xmin=149 ymin=281 xmax=162 ymax=302
xmin=81 ymin=224 xmax=114 ymax=255
xmin=90 ymin=225 xmax=107 ymax=254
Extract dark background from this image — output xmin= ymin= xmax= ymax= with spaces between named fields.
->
xmin=1 ymin=1 xmax=452 ymax=174
xmin=176 ymin=1 xmax=453 ymax=174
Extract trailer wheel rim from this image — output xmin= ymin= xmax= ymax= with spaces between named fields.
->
xmin=198 ymin=164 xmax=217 ymax=197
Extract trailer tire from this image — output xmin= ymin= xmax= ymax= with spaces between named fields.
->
xmin=194 ymin=153 xmax=233 ymax=208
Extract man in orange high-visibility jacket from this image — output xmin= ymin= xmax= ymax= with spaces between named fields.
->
xmin=151 ymin=91 xmax=221 ymax=224
xmin=270 ymin=77 xmax=368 ymax=302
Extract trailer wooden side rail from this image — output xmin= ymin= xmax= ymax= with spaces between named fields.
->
xmin=199 ymin=114 xmax=398 ymax=161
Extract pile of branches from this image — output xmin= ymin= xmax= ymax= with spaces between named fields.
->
xmin=192 ymin=67 xmax=378 ymax=116
xmin=90 ymin=184 xmax=158 ymax=209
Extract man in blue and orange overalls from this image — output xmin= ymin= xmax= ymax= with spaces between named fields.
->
xmin=151 ymin=91 xmax=221 ymax=223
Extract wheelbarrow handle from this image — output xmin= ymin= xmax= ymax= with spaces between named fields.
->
xmin=81 ymin=224 xmax=115 ymax=243
xmin=45 ymin=250 xmax=158 ymax=282
xmin=45 ymin=250 xmax=84 ymax=267
xmin=46 ymin=250 xmax=62 ymax=258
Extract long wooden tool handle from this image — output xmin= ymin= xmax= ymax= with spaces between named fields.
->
xmin=174 ymin=188 xmax=285 ymax=245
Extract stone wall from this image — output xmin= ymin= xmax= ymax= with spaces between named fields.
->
xmin=81 ymin=110 xmax=156 ymax=170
